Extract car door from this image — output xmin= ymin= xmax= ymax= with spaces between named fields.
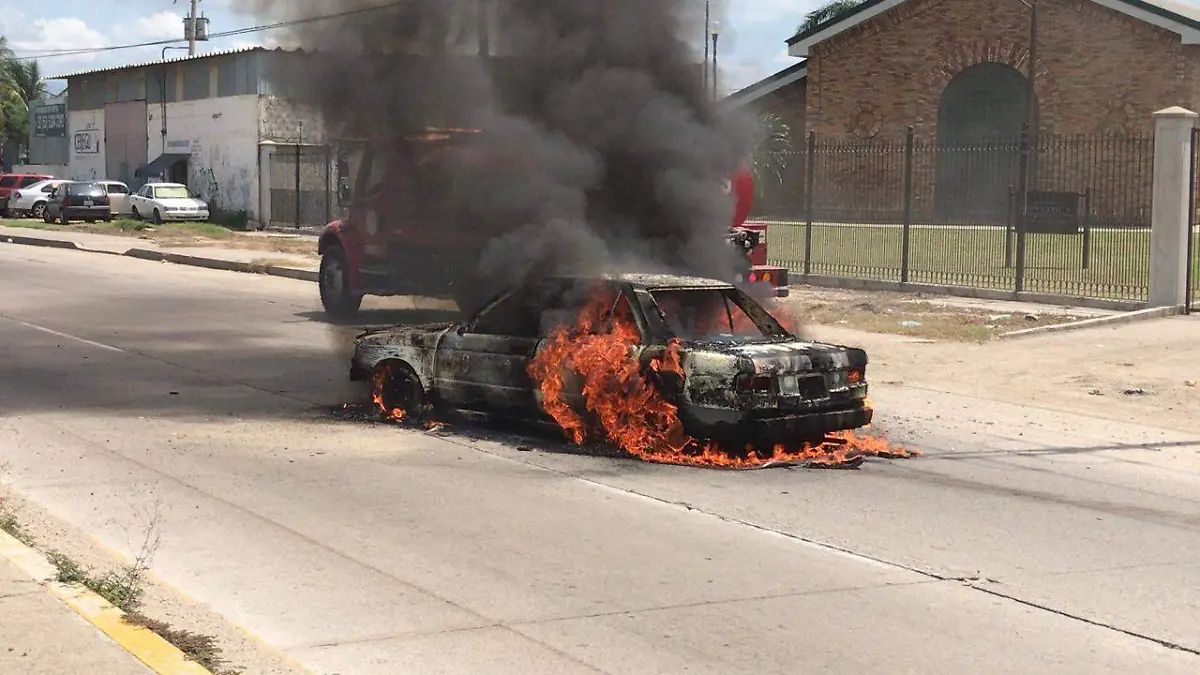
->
xmin=44 ymin=186 xmax=64 ymax=219
xmin=131 ymin=184 xmax=149 ymax=213
xmin=432 ymin=281 xmax=570 ymax=419
xmin=105 ymin=182 xmax=130 ymax=215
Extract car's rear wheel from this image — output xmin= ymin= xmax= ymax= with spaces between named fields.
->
xmin=32 ymin=202 xmax=47 ymax=220
xmin=373 ymin=361 xmax=426 ymax=423
xmin=319 ymin=244 xmax=363 ymax=319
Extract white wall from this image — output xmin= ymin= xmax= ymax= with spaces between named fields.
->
xmin=13 ymin=164 xmax=68 ymax=177
xmin=67 ymin=110 xmax=105 ymax=180
xmin=147 ymin=94 xmax=260 ymax=218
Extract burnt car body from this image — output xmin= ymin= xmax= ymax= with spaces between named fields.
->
xmin=350 ymin=273 xmax=871 ymax=447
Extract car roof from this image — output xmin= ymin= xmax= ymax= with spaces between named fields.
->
xmin=147 ymin=182 xmax=186 ymax=188
xmin=547 ymin=272 xmax=735 ymax=291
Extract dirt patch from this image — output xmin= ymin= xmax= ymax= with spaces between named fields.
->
xmin=772 ymin=286 xmax=1103 ymax=342
xmin=809 ymin=316 xmax=1200 ymax=434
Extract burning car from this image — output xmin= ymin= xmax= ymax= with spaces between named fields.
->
xmin=350 ymin=273 xmax=889 ymax=467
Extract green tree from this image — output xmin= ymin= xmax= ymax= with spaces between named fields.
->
xmin=747 ymin=112 xmax=794 ymax=197
xmin=7 ymin=60 xmax=47 ymax=104
xmin=797 ymin=0 xmax=867 ymax=35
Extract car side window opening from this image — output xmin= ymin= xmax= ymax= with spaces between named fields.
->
xmin=358 ymin=149 xmax=388 ymax=201
xmin=470 ymin=291 xmax=544 ymax=338
xmin=650 ymin=289 xmax=767 ymax=342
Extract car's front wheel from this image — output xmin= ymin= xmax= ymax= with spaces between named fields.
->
xmin=131 ymin=206 xmax=141 ymax=220
xmin=373 ymin=361 xmax=426 ymax=423
xmin=319 ymin=244 xmax=363 ymax=319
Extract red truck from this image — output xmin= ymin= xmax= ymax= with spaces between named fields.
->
xmin=316 ymin=128 xmax=788 ymax=318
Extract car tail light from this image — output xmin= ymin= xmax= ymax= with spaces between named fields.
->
xmin=735 ymin=374 xmax=773 ymax=393
xmin=10 ymin=191 xmax=19 ymax=200
xmin=848 ymin=368 xmax=862 ymax=384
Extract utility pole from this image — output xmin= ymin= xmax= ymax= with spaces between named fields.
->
xmin=188 ymin=0 xmax=198 ymax=55
xmin=703 ymin=1 xmax=709 ymax=95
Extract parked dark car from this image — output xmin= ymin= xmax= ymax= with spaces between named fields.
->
xmin=350 ymin=273 xmax=872 ymax=449
xmin=43 ymin=181 xmax=113 ymax=224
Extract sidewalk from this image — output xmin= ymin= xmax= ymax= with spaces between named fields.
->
xmin=0 ymin=224 xmax=319 ymax=279
xmin=0 ymin=555 xmax=155 ymax=675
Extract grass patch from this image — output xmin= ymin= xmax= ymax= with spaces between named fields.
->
xmin=761 ymin=221 xmax=1199 ymax=302
xmin=0 ymin=505 xmax=33 ymax=546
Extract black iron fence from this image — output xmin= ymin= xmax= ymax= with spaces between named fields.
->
xmin=269 ymin=145 xmax=334 ymax=228
xmin=754 ymin=127 xmax=1155 ymax=302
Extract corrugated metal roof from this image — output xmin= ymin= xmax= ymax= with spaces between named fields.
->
xmin=48 ymin=45 xmax=300 ymax=80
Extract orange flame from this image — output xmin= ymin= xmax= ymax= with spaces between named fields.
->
xmin=527 ymin=290 xmax=917 ymax=468
xmin=371 ymin=366 xmax=407 ymax=423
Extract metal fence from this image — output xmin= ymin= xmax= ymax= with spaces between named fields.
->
xmin=755 ymin=127 xmax=1155 ymax=302
xmin=269 ymin=145 xmax=334 ymax=228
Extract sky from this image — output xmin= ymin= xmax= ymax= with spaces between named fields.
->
xmin=0 ymin=0 xmax=817 ymax=97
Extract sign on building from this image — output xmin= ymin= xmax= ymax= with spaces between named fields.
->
xmin=33 ymin=103 xmax=67 ymax=138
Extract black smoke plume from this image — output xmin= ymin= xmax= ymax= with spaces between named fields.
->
xmin=244 ymin=0 xmax=754 ymax=296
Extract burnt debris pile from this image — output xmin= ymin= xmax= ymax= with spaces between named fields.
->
xmin=243 ymin=0 xmax=754 ymax=289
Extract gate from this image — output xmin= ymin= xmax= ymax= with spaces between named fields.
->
xmin=269 ymin=144 xmax=333 ymax=228
xmin=104 ymin=100 xmax=149 ymax=187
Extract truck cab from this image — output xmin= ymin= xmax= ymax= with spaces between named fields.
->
xmin=316 ymin=130 xmax=788 ymax=319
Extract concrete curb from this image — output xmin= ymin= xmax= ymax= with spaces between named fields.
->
xmin=998 ymin=305 xmax=1185 ymax=340
xmin=2 ymin=232 xmax=319 ymax=283
xmin=0 ymin=529 xmax=213 ymax=675
xmin=2 ymin=233 xmax=83 ymax=250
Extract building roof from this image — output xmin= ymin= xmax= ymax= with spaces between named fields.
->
xmin=48 ymin=45 xmax=280 ymax=80
xmin=787 ymin=0 xmax=1200 ymax=56
xmin=723 ymin=61 xmax=807 ymax=107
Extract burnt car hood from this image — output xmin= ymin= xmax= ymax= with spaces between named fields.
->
xmin=356 ymin=322 xmax=455 ymax=347
xmin=686 ymin=339 xmax=861 ymax=374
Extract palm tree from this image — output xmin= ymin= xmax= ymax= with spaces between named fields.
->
xmin=747 ymin=112 xmax=794 ymax=196
xmin=6 ymin=60 xmax=46 ymax=104
xmin=797 ymin=0 xmax=867 ymax=35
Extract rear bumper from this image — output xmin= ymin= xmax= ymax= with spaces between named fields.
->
xmin=691 ymin=404 xmax=872 ymax=447
xmin=65 ymin=206 xmax=112 ymax=219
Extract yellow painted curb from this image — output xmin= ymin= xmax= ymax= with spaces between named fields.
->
xmin=0 ymin=529 xmax=213 ymax=675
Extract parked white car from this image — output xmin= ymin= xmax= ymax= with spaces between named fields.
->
xmin=97 ymin=180 xmax=133 ymax=216
xmin=129 ymin=182 xmax=209 ymax=223
xmin=9 ymin=179 xmax=69 ymax=219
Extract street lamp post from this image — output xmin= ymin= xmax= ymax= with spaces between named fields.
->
xmin=1013 ymin=0 xmax=1037 ymax=293
xmin=711 ymin=21 xmax=721 ymax=101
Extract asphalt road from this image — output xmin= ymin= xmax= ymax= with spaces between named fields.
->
xmin=2 ymin=243 xmax=1199 ymax=675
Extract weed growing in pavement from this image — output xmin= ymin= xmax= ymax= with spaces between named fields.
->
xmin=0 ymin=464 xmax=34 ymax=546
xmin=45 ymin=502 xmax=163 ymax=613
xmin=124 ymin=613 xmax=243 ymax=675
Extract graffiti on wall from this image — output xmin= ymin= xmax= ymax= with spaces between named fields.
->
xmin=73 ymin=126 xmax=100 ymax=155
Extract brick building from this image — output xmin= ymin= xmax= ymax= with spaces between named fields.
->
xmin=731 ymin=0 xmax=1200 ymax=224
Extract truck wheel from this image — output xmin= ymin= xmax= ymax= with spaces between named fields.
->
xmin=319 ymin=244 xmax=363 ymax=319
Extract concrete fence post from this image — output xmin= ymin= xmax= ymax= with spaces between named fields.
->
xmin=1149 ymin=106 xmax=1197 ymax=307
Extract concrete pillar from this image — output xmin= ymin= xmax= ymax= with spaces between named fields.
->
xmin=1149 ymin=106 xmax=1197 ymax=307
xmin=257 ymin=141 xmax=275 ymax=228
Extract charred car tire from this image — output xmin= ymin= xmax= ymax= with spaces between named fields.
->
xmin=319 ymin=244 xmax=364 ymax=318
xmin=376 ymin=361 xmax=426 ymax=422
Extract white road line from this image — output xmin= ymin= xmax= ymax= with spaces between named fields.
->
xmin=3 ymin=317 xmax=126 ymax=353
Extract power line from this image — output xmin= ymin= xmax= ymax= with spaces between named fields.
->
xmin=12 ymin=0 xmax=410 ymax=61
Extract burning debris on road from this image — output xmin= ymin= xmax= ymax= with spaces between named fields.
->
xmin=355 ymin=274 xmax=917 ymax=470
